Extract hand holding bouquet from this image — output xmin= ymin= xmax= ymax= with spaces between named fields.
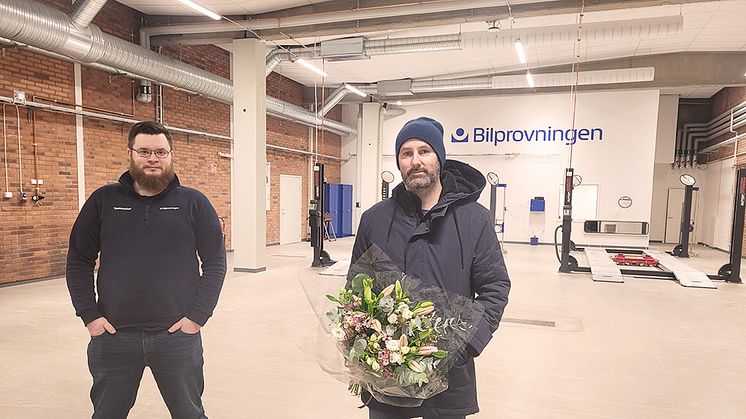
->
xmin=327 ymin=274 xmax=457 ymax=396
xmin=300 ymin=245 xmax=484 ymax=407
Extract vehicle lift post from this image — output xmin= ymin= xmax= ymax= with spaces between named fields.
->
xmin=718 ymin=168 xmax=746 ymax=283
xmin=559 ymin=168 xmax=576 ymax=273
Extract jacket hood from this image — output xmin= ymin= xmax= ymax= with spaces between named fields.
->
xmin=118 ymin=170 xmax=181 ymax=198
xmin=392 ymin=159 xmax=486 ymax=214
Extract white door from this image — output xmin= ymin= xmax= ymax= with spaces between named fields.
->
xmin=280 ymin=175 xmax=302 ymax=245
xmin=665 ymin=188 xmax=698 ymax=244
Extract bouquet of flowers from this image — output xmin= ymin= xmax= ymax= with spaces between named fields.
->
xmin=301 ymin=245 xmax=484 ymax=407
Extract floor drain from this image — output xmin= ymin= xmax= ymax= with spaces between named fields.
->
xmin=502 ymin=317 xmax=556 ymax=327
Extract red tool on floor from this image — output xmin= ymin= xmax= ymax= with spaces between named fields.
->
xmin=611 ymin=254 xmax=659 ymax=267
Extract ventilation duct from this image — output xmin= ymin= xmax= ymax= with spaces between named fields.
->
xmin=69 ymin=0 xmax=108 ymax=28
xmin=318 ymin=85 xmax=348 ymax=117
xmin=460 ymin=16 xmax=683 ymax=49
xmin=354 ymin=67 xmax=655 ymax=96
xmin=0 ymin=0 xmax=356 ymax=135
xmin=265 ymin=34 xmax=462 ymax=76
xmin=0 ymin=0 xmax=232 ymax=101
xmin=266 ymin=97 xmax=355 ymax=137
xmin=141 ymin=0 xmax=556 ymax=37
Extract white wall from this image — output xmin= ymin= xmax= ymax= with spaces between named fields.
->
xmin=654 ymin=95 xmax=679 ymax=164
xmin=650 ymin=94 xmax=682 ymax=242
xmin=378 ymin=90 xmax=660 ymax=247
xmin=701 ymin=159 xmax=736 ymax=251
xmin=341 ymin=104 xmax=361 ymax=232
xmin=649 ymin=164 xmax=708 ymax=243
xmin=344 ymin=90 xmax=661 ymax=248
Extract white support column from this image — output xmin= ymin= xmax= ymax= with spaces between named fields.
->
xmin=232 ymin=38 xmax=266 ymax=273
xmin=74 ymin=62 xmax=85 ymax=210
xmin=356 ymin=103 xmax=383 ymax=216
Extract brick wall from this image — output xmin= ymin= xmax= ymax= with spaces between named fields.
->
xmin=264 ymin=73 xmax=343 ymax=244
xmin=0 ymin=1 xmax=341 ymax=283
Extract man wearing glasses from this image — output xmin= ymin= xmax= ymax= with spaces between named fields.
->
xmin=66 ymin=121 xmax=226 ymax=418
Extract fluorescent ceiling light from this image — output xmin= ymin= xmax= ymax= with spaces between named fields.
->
xmin=174 ymin=0 xmax=221 ymax=21
xmin=514 ymin=38 xmax=527 ymax=64
xmin=525 ymin=70 xmax=535 ymax=88
xmin=344 ymin=84 xmax=367 ymax=97
xmin=296 ymin=58 xmax=327 ymax=77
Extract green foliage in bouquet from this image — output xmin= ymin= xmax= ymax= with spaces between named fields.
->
xmin=326 ymin=274 xmax=461 ymax=396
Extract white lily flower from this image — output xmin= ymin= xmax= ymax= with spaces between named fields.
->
xmin=390 ymin=352 xmax=404 ymax=364
xmin=331 ymin=326 xmax=345 ymax=341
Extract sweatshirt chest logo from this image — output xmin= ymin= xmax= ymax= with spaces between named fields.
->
xmin=160 ymin=206 xmax=180 ymax=211
xmin=113 ymin=206 xmax=132 ymax=211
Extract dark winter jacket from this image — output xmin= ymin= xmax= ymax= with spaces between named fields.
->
xmin=351 ymin=160 xmax=511 ymax=417
xmin=66 ymin=171 xmax=226 ymax=330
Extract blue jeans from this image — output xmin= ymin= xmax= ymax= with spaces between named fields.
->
xmin=87 ymin=329 xmax=207 ymax=419
xmin=369 ymin=409 xmax=466 ymax=419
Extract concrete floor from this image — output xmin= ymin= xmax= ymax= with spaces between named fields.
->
xmin=1 ymin=239 xmax=745 ymax=418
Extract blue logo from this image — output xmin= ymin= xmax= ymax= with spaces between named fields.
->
xmin=451 ymin=127 xmax=469 ymax=143
xmin=449 ymin=126 xmax=604 ymax=145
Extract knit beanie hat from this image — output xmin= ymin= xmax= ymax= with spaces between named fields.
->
xmin=395 ymin=117 xmax=446 ymax=169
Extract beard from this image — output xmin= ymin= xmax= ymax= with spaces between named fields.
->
xmin=403 ymin=163 xmax=440 ymax=191
xmin=129 ymin=159 xmax=175 ymax=193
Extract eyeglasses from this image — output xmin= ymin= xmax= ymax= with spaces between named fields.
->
xmin=130 ymin=148 xmax=172 ymax=159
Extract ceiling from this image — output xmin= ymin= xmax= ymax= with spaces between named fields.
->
xmin=117 ymin=0 xmax=746 ymax=99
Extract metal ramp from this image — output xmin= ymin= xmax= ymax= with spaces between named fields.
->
xmin=646 ymin=251 xmax=717 ymax=289
xmin=585 ymin=248 xmax=624 ymax=283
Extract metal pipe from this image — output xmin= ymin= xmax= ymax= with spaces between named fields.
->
xmin=265 ymin=34 xmax=462 ymax=76
xmin=267 ymin=143 xmax=348 ymax=162
xmin=2 ymin=106 xmax=9 ymax=194
xmin=0 ymin=95 xmax=231 ymax=140
xmin=0 ymin=96 xmax=346 ymax=161
xmin=696 ymin=100 xmax=746 ymax=153
xmin=14 ymin=105 xmax=23 ymax=197
xmin=266 ymin=96 xmax=356 ymax=136
xmin=0 ymin=0 xmax=233 ymax=102
xmin=1 ymin=1 xmax=357 ymax=135
xmin=69 ymin=0 xmax=108 ymax=28
xmin=318 ymin=86 xmax=348 ymax=117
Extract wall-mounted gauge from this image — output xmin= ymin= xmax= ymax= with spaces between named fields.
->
xmin=618 ymin=196 xmax=633 ymax=208
xmin=679 ymin=174 xmax=696 ymax=186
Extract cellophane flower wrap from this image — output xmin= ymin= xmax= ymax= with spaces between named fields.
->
xmin=300 ymin=245 xmax=485 ymax=407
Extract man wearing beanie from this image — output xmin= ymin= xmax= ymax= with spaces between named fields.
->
xmin=349 ymin=116 xmax=511 ymax=418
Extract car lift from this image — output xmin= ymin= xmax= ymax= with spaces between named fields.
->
xmin=556 ymin=167 xmax=746 ymax=288
xmin=309 ymin=162 xmax=335 ymax=267
xmin=670 ymin=180 xmax=697 ymax=258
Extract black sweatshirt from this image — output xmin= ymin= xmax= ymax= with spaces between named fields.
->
xmin=66 ymin=171 xmax=227 ymax=330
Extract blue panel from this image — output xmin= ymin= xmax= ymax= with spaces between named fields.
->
xmin=324 ymin=184 xmax=340 ymax=238
xmin=341 ymin=184 xmax=353 ymax=236
xmin=530 ymin=198 xmax=545 ymax=212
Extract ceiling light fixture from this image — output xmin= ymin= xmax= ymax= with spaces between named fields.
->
xmin=296 ymin=58 xmax=327 ymax=77
xmin=344 ymin=84 xmax=367 ymax=97
xmin=526 ymin=70 xmax=535 ymax=88
xmin=487 ymin=20 xmax=501 ymax=32
xmin=514 ymin=38 xmax=527 ymax=64
xmin=174 ymin=0 xmax=221 ymax=21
